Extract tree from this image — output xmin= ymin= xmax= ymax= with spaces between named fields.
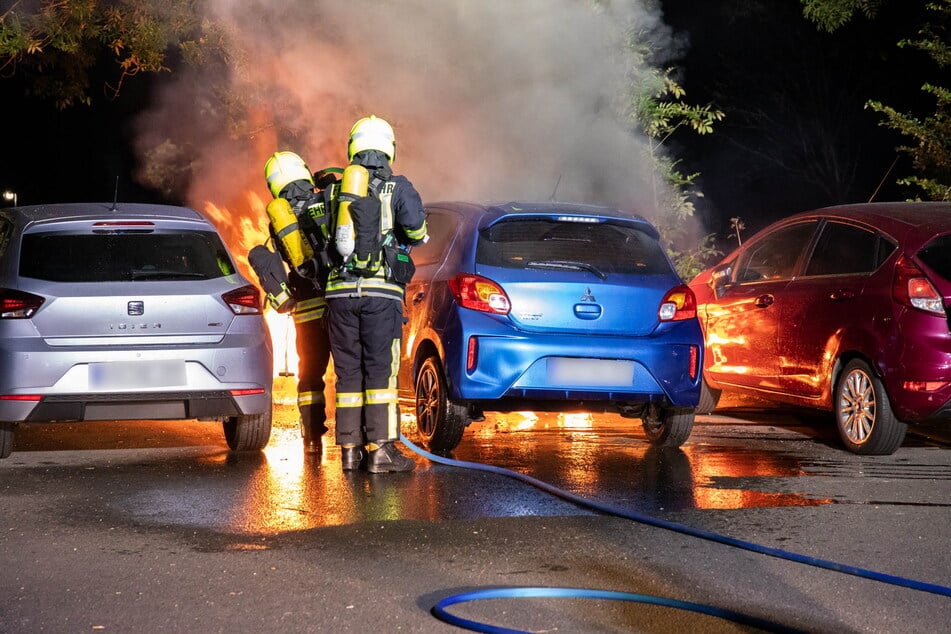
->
xmin=0 ymin=0 xmax=210 ymax=108
xmin=618 ymin=15 xmax=725 ymax=280
xmin=632 ymin=68 xmax=724 ymax=279
xmin=802 ymin=0 xmax=951 ymax=201
xmin=801 ymin=0 xmax=887 ymax=29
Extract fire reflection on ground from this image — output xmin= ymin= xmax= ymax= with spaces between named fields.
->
xmin=245 ymin=375 xmax=830 ymax=535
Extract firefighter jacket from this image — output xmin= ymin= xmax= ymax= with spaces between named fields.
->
xmin=286 ymin=267 xmax=327 ymax=324
xmin=325 ymin=169 xmax=428 ymax=302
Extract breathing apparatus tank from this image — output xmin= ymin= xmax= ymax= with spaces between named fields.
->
xmin=266 ymin=197 xmax=313 ymax=269
xmin=333 ymin=164 xmax=369 ymax=261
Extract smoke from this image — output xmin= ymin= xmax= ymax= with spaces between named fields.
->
xmin=132 ymin=0 xmax=686 ymax=263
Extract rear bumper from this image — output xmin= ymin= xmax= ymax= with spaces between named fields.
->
xmin=0 ymin=333 xmax=273 ymax=422
xmin=888 ymin=385 xmax=951 ymax=425
xmin=1 ymin=389 xmax=271 ymax=423
xmin=443 ymin=311 xmax=703 ymax=408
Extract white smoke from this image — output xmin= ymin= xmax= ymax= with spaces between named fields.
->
xmin=133 ymin=0 xmax=684 ymax=234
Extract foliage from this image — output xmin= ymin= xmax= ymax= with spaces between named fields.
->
xmin=629 ymin=65 xmax=725 ymax=280
xmin=802 ymin=0 xmax=951 ymax=201
xmin=0 ymin=0 xmax=209 ymax=108
xmin=801 ymin=0 xmax=887 ymax=32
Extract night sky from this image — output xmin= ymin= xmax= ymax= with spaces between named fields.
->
xmin=0 ymin=1 xmax=938 ymax=253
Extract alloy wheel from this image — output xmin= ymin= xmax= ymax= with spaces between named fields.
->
xmin=839 ymin=367 xmax=876 ymax=444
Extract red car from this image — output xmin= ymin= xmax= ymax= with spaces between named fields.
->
xmin=690 ymin=202 xmax=951 ymax=454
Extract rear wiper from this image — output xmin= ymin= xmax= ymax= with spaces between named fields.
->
xmin=130 ymin=269 xmax=207 ymax=280
xmin=526 ymin=260 xmax=607 ymax=280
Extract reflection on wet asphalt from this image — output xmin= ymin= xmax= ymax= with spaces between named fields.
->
xmin=6 ymin=397 xmax=950 ymax=539
xmin=36 ymin=412 xmax=834 ymax=536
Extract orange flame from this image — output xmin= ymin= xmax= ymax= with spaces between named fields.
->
xmin=202 ymin=191 xmax=302 ymax=377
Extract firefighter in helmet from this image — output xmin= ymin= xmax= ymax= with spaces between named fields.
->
xmin=259 ymin=151 xmax=339 ymax=455
xmin=325 ymin=115 xmax=428 ymax=473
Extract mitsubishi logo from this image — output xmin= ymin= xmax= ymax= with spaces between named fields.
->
xmin=580 ymin=288 xmax=596 ymax=302
xmin=127 ymin=301 xmax=145 ymax=316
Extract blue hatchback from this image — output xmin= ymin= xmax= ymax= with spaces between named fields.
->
xmin=398 ymin=201 xmax=703 ymax=452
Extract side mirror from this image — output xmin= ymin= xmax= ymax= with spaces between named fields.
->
xmin=710 ymin=264 xmax=732 ymax=300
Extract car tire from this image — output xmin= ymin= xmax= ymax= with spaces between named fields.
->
xmin=695 ymin=376 xmax=721 ymax=415
xmin=641 ymin=406 xmax=695 ymax=448
xmin=415 ymin=355 xmax=469 ymax=453
xmin=223 ymin=410 xmax=273 ymax=451
xmin=0 ymin=421 xmax=14 ymax=459
xmin=834 ymin=359 xmax=906 ymax=455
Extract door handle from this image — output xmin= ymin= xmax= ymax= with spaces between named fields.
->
xmin=754 ymin=294 xmax=774 ymax=308
xmin=829 ymin=289 xmax=856 ymax=301
xmin=412 ymin=291 xmax=426 ymax=304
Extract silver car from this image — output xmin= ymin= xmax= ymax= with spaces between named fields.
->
xmin=0 ymin=202 xmax=273 ymax=458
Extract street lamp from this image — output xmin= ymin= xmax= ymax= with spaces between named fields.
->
xmin=2 ymin=190 xmax=16 ymax=207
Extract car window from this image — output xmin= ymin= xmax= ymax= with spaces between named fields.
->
xmin=19 ymin=230 xmax=235 ymax=282
xmin=804 ymin=221 xmax=886 ymax=276
xmin=412 ymin=210 xmax=458 ymax=266
xmin=918 ymin=235 xmax=951 ymax=283
xmin=476 ymin=218 xmax=671 ymax=276
xmin=734 ymin=221 xmax=817 ymax=282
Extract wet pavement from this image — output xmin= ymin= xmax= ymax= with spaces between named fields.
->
xmin=1 ymin=387 xmax=949 ymax=632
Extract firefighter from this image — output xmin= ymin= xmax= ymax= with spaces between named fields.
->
xmin=326 ymin=115 xmax=428 ymax=473
xmin=260 ymin=151 xmax=339 ymax=456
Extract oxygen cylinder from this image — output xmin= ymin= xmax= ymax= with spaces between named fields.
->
xmin=334 ymin=164 xmax=369 ymax=260
xmin=266 ymin=197 xmax=313 ymax=268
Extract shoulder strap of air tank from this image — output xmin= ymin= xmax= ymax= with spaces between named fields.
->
xmin=367 ymin=176 xmax=385 ymax=197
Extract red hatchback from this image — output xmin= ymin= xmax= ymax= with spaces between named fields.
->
xmin=690 ymin=202 xmax=951 ymax=454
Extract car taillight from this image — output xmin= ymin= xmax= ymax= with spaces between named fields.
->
xmin=893 ymin=255 xmax=946 ymax=315
xmin=658 ymin=285 xmax=697 ymax=321
xmin=448 ymin=273 xmax=511 ymax=315
xmin=223 ymin=285 xmax=262 ymax=315
xmin=0 ymin=289 xmax=45 ymax=319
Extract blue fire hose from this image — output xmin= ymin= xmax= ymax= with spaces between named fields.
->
xmin=400 ymin=435 xmax=951 ymax=633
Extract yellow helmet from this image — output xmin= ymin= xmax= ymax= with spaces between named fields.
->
xmin=347 ymin=115 xmax=396 ymax=163
xmin=264 ymin=151 xmax=314 ymax=198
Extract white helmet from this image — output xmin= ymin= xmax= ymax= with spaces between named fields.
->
xmin=347 ymin=115 xmax=396 ymax=163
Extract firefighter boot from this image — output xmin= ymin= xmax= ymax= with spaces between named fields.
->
xmin=341 ymin=445 xmax=366 ymax=471
xmin=300 ymin=408 xmax=326 ymax=455
xmin=366 ymin=441 xmax=416 ymax=473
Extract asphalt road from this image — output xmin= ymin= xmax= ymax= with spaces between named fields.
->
xmin=1 ymin=390 xmax=949 ymax=633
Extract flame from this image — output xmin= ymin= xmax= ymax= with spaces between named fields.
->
xmin=203 ymin=190 xmax=271 ymax=285
xmin=202 ymin=192 xmax=303 ymax=377
xmin=264 ymin=309 xmax=300 ymax=378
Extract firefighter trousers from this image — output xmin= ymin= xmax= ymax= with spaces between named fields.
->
xmin=295 ymin=316 xmax=331 ymax=441
xmin=327 ymin=296 xmax=403 ymax=446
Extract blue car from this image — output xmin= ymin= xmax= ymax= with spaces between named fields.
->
xmin=397 ymin=201 xmax=703 ymax=452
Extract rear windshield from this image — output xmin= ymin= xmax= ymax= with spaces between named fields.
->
xmin=476 ymin=218 xmax=671 ymax=276
xmin=918 ymin=235 xmax=951 ymax=283
xmin=20 ymin=231 xmax=236 ymax=282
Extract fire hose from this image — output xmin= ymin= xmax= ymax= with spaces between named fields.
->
xmin=399 ymin=435 xmax=951 ymax=633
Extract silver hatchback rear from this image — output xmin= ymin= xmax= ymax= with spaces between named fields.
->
xmin=0 ymin=202 xmax=273 ymax=458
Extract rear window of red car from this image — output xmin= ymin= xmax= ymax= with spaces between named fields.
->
xmin=918 ymin=235 xmax=951 ymax=283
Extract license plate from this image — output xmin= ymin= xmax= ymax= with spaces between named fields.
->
xmin=89 ymin=360 xmax=186 ymax=389
xmin=547 ymin=358 xmax=634 ymax=387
